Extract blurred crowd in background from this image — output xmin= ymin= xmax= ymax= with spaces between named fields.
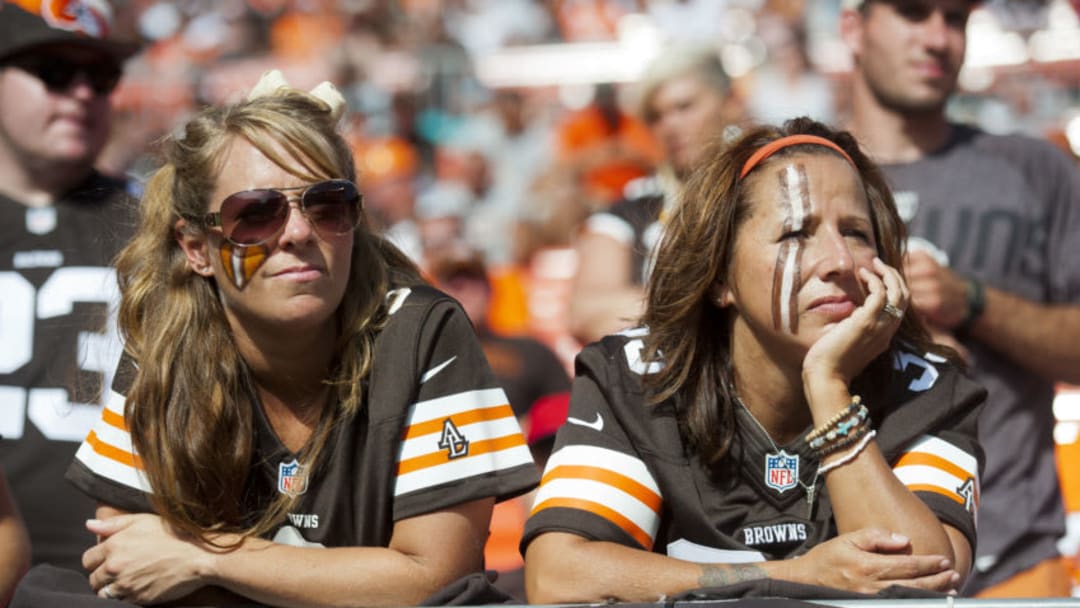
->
xmin=96 ymin=0 xmax=1080 ymax=368
xmin=32 ymin=0 xmax=1080 ymax=590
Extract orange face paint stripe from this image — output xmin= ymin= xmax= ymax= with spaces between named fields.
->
xmin=401 ymin=404 xmax=515 ymax=440
xmin=540 ymin=464 xmax=662 ymax=513
xmin=531 ymin=496 xmax=653 ymax=549
xmin=86 ymin=430 xmax=144 ymax=470
xmin=396 ymin=433 xmax=526 ymax=476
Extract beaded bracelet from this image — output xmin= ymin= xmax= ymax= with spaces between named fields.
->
xmin=807 ymin=404 xmax=869 ymax=452
xmin=818 ymin=430 xmax=878 ymax=476
xmin=815 ymin=422 xmax=871 ymax=458
xmin=805 ymin=396 xmax=862 ymax=443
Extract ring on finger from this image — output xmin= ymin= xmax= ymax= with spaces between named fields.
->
xmin=882 ymin=303 xmax=904 ymax=320
xmin=102 ymin=584 xmax=118 ymax=600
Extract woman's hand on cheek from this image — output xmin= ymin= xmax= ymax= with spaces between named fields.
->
xmin=83 ymin=514 xmax=211 ymax=604
xmin=803 ymin=258 xmax=908 ymax=390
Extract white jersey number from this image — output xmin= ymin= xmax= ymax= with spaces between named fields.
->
xmin=0 ymin=268 xmax=122 ymax=441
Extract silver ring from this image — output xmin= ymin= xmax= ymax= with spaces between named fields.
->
xmin=882 ymin=303 xmax=904 ymax=320
xmin=102 ymin=584 xmax=118 ymax=600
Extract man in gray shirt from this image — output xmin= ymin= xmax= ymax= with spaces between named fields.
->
xmin=842 ymin=0 xmax=1080 ymax=596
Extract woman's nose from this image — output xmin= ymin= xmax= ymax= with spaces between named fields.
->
xmin=279 ymin=200 xmax=316 ymax=243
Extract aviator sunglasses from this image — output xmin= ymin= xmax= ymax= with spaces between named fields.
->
xmin=194 ymin=179 xmax=363 ymax=246
xmin=2 ymin=54 xmax=122 ymax=96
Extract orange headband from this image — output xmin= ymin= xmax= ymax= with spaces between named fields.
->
xmin=739 ymin=134 xmax=856 ymax=179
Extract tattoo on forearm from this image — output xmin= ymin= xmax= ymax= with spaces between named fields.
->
xmin=698 ymin=564 xmax=767 ymax=588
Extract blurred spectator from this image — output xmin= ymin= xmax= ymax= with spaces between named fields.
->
xmin=349 ymin=132 xmax=425 ymax=263
xmin=0 ymin=0 xmax=139 ymax=573
xmin=748 ymin=19 xmax=835 ymax=126
xmin=430 ymin=244 xmax=570 ymax=418
xmin=555 ymin=82 xmax=662 ymax=209
xmin=568 ymin=44 xmax=739 ymax=343
xmin=843 ymin=0 xmax=1080 ymax=596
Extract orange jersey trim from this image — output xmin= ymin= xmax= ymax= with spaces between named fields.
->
xmin=402 ymin=404 xmax=515 ymax=440
xmin=85 ymin=430 xmax=144 ymax=470
xmin=397 ymin=433 xmax=526 ymax=476
xmin=541 ymin=464 xmax=662 ymax=513
xmin=532 ymin=496 xmax=653 ymax=549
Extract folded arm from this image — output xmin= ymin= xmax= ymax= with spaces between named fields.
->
xmin=86 ymin=498 xmax=493 ymax=607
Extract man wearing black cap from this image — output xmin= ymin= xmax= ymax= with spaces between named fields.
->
xmin=842 ymin=0 xmax=1080 ymax=596
xmin=0 ymin=0 xmax=140 ymax=575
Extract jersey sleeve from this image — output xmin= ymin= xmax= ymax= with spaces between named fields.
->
xmin=881 ymin=352 xmax=985 ymax=550
xmin=65 ymin=355 xmax=153 ymax=513
xmin=391 ymin=300 xmax=539 ymax=521
xmin=522 ymin=339 xmax=664 ymax=552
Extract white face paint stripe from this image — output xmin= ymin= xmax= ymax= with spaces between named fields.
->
xmin=776 ymin=165 xmax=809 ymax=334
xmin=231 ymin=248 xmax=246 ymax=288
xmin=779 ymin=243 xmax=798 ymax=334
xmin=785 ymin=165 xmax=805 ymax=231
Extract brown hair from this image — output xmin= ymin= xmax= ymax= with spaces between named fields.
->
xmin=641 ymin=117 xmax=944 ymax=465
xmin=115 ymin=91 xmax=422 ymax=543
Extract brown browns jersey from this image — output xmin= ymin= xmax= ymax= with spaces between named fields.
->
xmin=522 ymin=328 xmax=984 ymax=562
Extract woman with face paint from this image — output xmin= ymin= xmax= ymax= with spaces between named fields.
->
xmin=522 ymin=118 xmax=985 ymax=601
xmin=49 ymin=72 xmax=538 ymax=607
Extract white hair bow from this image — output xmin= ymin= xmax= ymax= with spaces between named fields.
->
xmin=247 ymin=69 xmax=346 ymax=123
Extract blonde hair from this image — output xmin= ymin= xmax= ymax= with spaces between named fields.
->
xmin=638 ymin=44 xmax=730 ymax=124
xmin=116 ymin=90 xmax=421 ymax=542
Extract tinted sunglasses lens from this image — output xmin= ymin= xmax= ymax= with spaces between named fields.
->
xmin=13 ymin=58 xmax=119 ymax=95
xmin=303 ymin=181 xmax=360 ymax=235
xmin=219 ymin=190 xmax=289 ymax=245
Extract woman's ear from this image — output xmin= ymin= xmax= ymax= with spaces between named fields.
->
xmin=710 ymin=282 xmax=734 ymax=308
xmin=175 ymin=219 xmax=214 ymax=277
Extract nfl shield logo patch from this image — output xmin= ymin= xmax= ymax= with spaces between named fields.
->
xmin=277 ymin=459 xmax=308 ymax=497
xmin=765 ymin=450 xmax=799 ymax=494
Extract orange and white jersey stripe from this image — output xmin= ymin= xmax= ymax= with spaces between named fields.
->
xmin=74 ymin=389 xmax=150 ymax=493
xmin=530 ymin=445 xmax=662 ymax=549
xmin=893 ymin=435 xmax=979 ymax=513
xmin=394 ymin=387 xmax=532 ymax=496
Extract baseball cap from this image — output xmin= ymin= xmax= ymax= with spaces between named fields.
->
xmin=842 ymin=0 xmax=981 ymax=9
xmin=0 ymin=0 xmax=140 ymax=63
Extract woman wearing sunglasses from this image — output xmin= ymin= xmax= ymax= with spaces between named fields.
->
xmin=54 ymin=72 xmax=538 ymax=607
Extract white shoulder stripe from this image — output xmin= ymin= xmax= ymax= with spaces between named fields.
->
xmin=904 ymin=435 xmax=977 ymax=474
xmin=407 ymin=388 xmax=508 ymax=423
xmin=74 ymin=440 xmax=151 ymax=493
xmin=893 ymin=465 xmax=971 ymax=496
xmin=533 ymin=477 xmax=660 ymax=543
xmin=399 ymin=417 xmax=522 ymax=460
xmin=394 ymin=443 xmax=533 ymax=496
xmin=546 ymin=445 xmax=660 ymax=494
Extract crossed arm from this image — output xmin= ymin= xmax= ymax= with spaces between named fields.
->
xmin=905 ymin=249 xmax=1080 ymax=383
xmin=84 ymin=498 xmax=494 ymax=607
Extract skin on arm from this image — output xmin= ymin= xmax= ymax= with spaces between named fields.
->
xmin=0 ymin=471 xmax=30 ymax=607
xmin=800 ymin=260 xmax=970 ymax=587
xmin=568 ymin=231 xmax=647 ymax=343
xmin=905 ymin=249 xmax=1080 ymax=383
xmin=525 ymin=528 xmax=957 ymax=603
xmin=85 ymin=498 xmax=494 ymax=608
